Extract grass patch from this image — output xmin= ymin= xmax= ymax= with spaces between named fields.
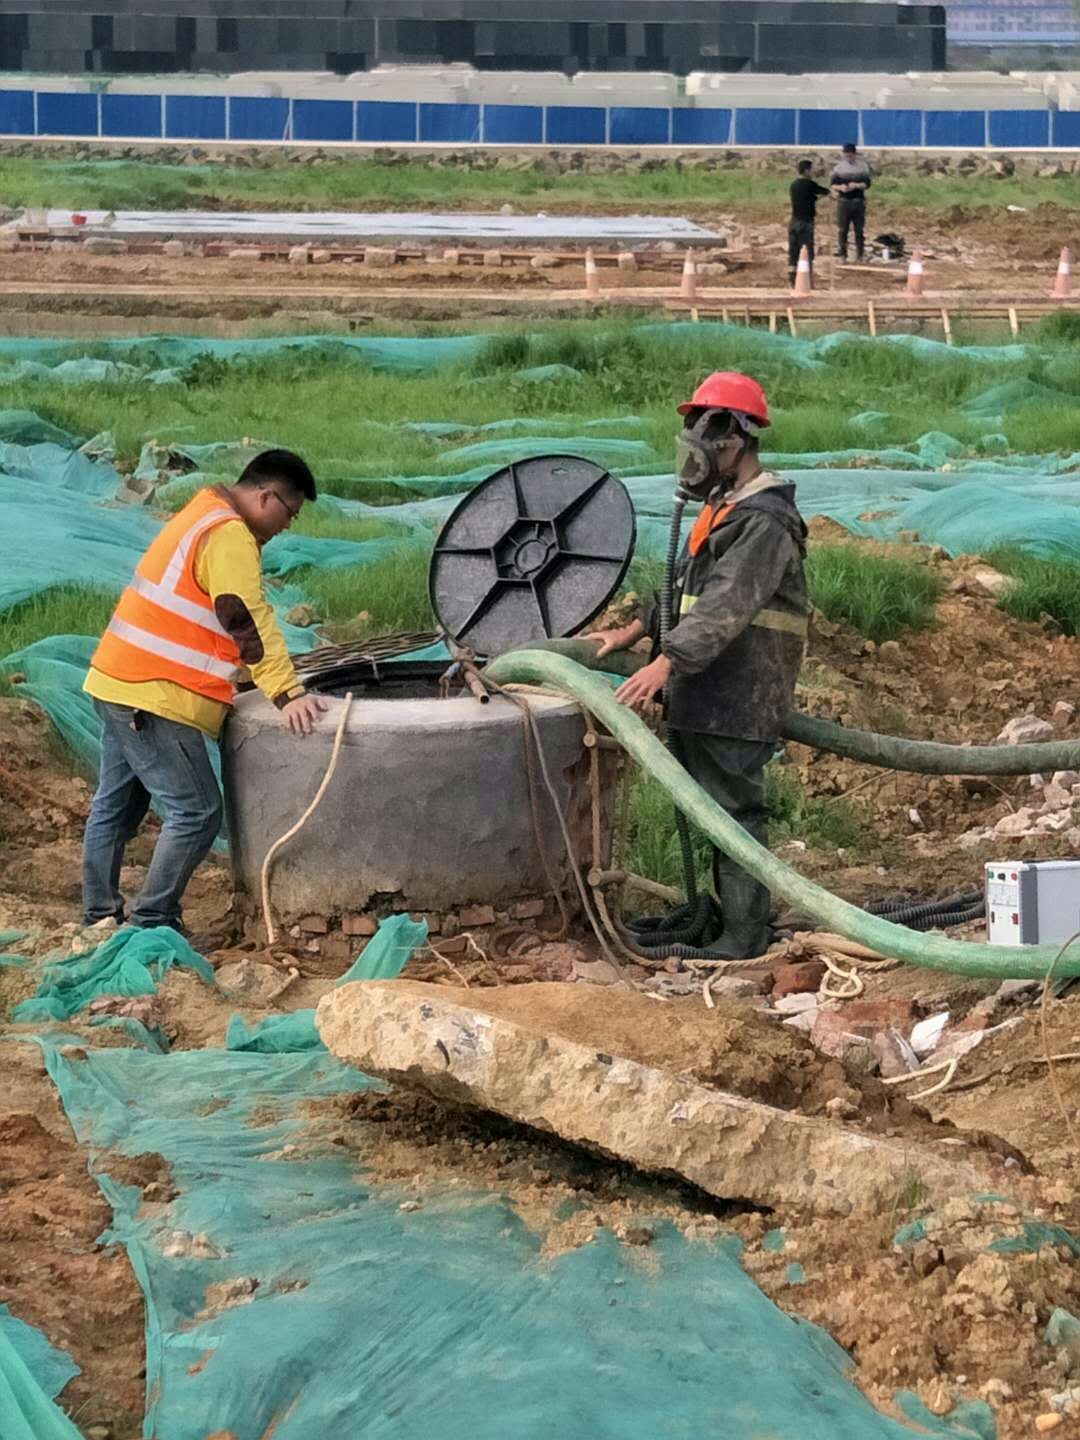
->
xmin=807 ymin=543 xmax=941 ymax=642
xmin=621 ymin=757 xmax=862 ymax=894
xmin=0 ymin=320 xmax=1073 ymax=482
xmin=988 ymin=547 xmax=1080 ymax=636
xmin=1 ymin=154 xmax=1079 ymax=219
xmin=1 ymin=585 xmax=119 ymax=659
xmin=299 ymin=545 xmax=434 ymax=639
xmin=767 ymin=763 xmax=865 ymax=852
xmin=623 ymin=773 xmax=712 ymax=894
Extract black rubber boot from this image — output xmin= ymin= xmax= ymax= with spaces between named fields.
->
xmin=706 ymin=862 xmax=772 ymax=960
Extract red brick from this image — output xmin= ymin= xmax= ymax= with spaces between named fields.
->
xmin=510 ymin=898 xmax=546 ymax=921
xmin=770 ymin=959 xmax=826 ymax=999
xmin=298 ymin=914 xmax=328 ymax=935
xmin=839 ymin=999 xmax=918 ymax=1029
xmin=459 ymin=905 xmax=496 ymax=928
xmin=341 ymin=913 xmax=377 ymax=937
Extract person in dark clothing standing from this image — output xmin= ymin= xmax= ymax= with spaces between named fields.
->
xmin=586 ymin=373 xmax=809 ymax=960
xmin=788 ymin=158 xmax=831 ymax=288
xmin=830 ymin=141 xmax=872 ymax=262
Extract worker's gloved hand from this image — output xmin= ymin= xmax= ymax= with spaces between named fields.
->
xmin=283 ymin=694 xmax=328 ymax=736
xmin=614 ymin=655 xmax=671 ymax=711
xmin=582 ymin=620 xmax=644 ymax=658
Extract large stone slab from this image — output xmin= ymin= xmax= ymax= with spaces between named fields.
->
xmin=316 ymin=981 xmax=1007 ymax=1216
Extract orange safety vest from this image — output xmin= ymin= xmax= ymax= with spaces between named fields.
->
xmin=687 ymin=501 xmax=736 ymax=557
xmin=91 ymin=488 xmax=246 ymax=704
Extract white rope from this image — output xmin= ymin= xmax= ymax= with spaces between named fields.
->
xmin=260 ymin=693 xmax=354 ymax=946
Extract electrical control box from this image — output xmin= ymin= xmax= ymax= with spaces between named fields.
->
xmin=985 ymin=860 xmax=1080 ymax=946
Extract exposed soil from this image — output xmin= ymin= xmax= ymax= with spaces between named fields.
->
xmin=0 ymin=1043 xmax=145 ymax=1440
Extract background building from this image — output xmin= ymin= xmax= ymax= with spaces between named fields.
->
xmin=0 ymin=1 xmax=946 ymax=76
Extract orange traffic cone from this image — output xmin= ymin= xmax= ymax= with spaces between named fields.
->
xmin=680 ymin=249 xmax=697 ymax=300
xmin=584 ymin=247 xmax=600 ymax=298
xmin=1052 ymin=246 xmax=1072 ymax=299
xmin=905 ymin=250 xmax=925 ymax=297
xmin=791 ymin=245 xmax=812 ymax=297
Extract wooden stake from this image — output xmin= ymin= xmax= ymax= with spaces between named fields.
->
xmin=768 ymin=311 xmax=777 ymax=334
xmin=1009 ymin=305 xmax=1019 ymax=338
xmin=941 ymin=308 xmax=953 ymax=346
xmin=867 ymin=300 xmax=877 ymax=338
xmin=721 ymin=306 xmax=730 ymax=325
xmin=786 ymin=306 xmax=798 ymax=336
xmin=690 ymin=305 xmax=700 ymax=323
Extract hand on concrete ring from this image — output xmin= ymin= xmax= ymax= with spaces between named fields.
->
xmin=284 ymin=694 xmax=328 ymax=736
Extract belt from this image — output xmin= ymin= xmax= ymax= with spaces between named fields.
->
xmin=678 ymin=595 xmax=809 ymax=638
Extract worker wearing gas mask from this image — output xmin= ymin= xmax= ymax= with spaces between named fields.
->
xmin=588 ymin=373 xmax=808 ymax=959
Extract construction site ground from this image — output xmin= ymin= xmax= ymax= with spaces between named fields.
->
xmin=1 ymin=201 xmax=1078 ymax=333
xmin=5 ymin=529 xmax=1080 ymax=1439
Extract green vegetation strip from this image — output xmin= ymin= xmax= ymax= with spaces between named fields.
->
xmin=3 ymin=154 xmax=1080 ymax=218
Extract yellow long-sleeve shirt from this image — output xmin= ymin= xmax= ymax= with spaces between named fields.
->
xmin=85 ymin=512 xmax=303 ymax=738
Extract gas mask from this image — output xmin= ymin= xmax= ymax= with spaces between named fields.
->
xmin=675 ymin=408 xmax=755 ymax=497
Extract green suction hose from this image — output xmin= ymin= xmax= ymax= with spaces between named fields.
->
xmin=485 ymin=648 xmax=1080 ymax=980
xmin=517 ymin=638 xmax=1080 ymax=778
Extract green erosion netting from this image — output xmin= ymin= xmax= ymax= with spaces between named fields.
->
xmin=6 ymin=321 xmax=1080 ymax=780
xmin=0 ymin=1308 xmax=81 ymax=1440
xmin=8 ymin=913 xmax=425 ymax=1041
xmin=21 ymin=1028 xmax=992 ymax=1440
xmin=11 ymin=925 xmax=214 ymax=1025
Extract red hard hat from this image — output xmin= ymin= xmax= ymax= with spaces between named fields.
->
xmin=677 ymin=372 xmax=770 ymax=428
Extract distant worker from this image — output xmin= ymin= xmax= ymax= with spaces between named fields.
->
xmin=787 ymin=158 xmax=831 ymax=288
xmin=830 ymin=141 xmax=872 ymax=263
xmin=586 ymin=373 xmax=808 ymax=960
xmin=81 ymin=450 xmax=326 ymax=939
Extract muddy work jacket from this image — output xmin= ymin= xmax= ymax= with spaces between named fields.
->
xmin=660 ymin=476 xmax=809 ymax=742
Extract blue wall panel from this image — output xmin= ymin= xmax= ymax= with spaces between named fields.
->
xmin=37 ymin=92 xmax=97 ymax=137
xmin=292 ymin=99 xmax=353 ymax=143
xmin=482 ymin=104 xmax=543 ymax=144
xmin=860 ymin=109 xmax=922 ymax=147
xmin=544 ymin=105 xmax=606 ymax=144
xmin=1053 ymin=111 xmax=1080 ymax=146
xmin=609 ymin=106 xmax=670 ymax=145
xmin=987 ymin=109 xmax=1049 ymax=147
xmin=101 ymin=93 xmax=161 ymax=139
xmin=419 ymin=103 xmax=481 ymax=143
xmin=0 ymin=90 xmax=34 ymax=136
xmin=671 ymin=108 xmax=732 ymax=145
xmin=797 ymin=108 xmax=858 ymax=146
xmin=165 ymin=95 xmax=226 ymax=140
xmin=734 ymin=108 xmax=796 ymax=144
xmin=229 ymin=97 xmax=290 ymax=141
xmin=356 ymin=101 xmax=416 ymax=143
xmin=924 ymin=110 xmax=986 ymax=147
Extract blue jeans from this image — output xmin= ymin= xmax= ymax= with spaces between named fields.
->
xmin=82 ymin=700 xmax=223 ymax=930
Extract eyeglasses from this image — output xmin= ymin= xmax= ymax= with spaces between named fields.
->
xmin=265 ymin=489 xmax=301 ymax=524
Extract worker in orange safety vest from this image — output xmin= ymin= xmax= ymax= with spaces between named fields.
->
xmin=81 ymin=448 xmax=326 ymax=940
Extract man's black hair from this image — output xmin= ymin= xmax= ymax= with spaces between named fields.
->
xmin=842 ymin=142 xmax=857 ymax=154
xmin=796 ymin=158 xmax=813 ymax=175
xmin=236 ymin=448 xmax=317 ymax=502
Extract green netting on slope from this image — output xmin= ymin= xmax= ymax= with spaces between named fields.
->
xmin=12 ymin=925 xmax=214 ymax=1025
xmin=34 ymin=1032 xmax=992 ymax=1440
